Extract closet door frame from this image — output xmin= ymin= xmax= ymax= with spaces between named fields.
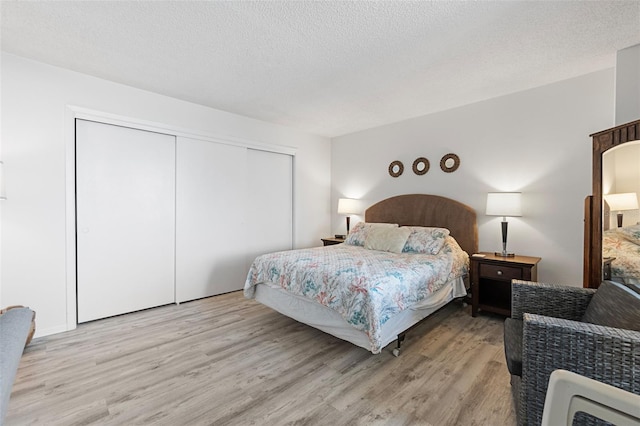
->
xmin=64 ymin=106 xmax=296 ymax=332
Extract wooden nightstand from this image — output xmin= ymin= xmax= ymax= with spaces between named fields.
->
xmin=321 ymin=237 xmax=345 ymax=246
xmin=471 ymin=252 xmax=541 ymax=317
xmin=602 ymin=257 xmax=615 ymax=280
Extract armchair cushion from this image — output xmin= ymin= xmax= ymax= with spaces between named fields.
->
xmin=581 ymin=280 xmax=640 ymax=331
xmin=504 ymin=318 xmax=523 ymax=376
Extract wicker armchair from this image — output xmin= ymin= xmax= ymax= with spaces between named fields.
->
xmin=504 ymin=280 xmax=640 ymax=426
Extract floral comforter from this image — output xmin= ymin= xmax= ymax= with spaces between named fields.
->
xmin=603 ymin=226 xmax=640 ymax=284
xmin=244 ymin=236 xmax=469 ymax=353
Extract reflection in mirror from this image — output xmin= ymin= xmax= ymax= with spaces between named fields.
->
xmin=602 ymin=140 xmax=640 ymax=285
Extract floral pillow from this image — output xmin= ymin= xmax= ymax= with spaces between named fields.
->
xmin=344 ymin=222 xmax=398 ymax=246
xmin=616 ymin=224 xmax=640 ymax=245
xmin=402 ymin=226 xmax=451 ymax=255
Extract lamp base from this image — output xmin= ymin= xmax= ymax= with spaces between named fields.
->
xmin=495 ymin=251 xmax=515 ymax=257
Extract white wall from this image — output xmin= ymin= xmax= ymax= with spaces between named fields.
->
xmin=331 ymin=69 xmax=615 ymax=286
xmin=0 ymin=53 xmax=331 ymax=336
xmin=612 ymin=43 xmax=640 ymax=227
xmin=615 ymin=43 xmax=640 ymax=126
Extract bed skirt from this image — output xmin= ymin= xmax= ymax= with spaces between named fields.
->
xmin=252 ymin=277 xmax=467 ymax=354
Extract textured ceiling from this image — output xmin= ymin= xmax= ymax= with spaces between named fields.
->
xmin=2 ymin=1 xmax=639 ymax=137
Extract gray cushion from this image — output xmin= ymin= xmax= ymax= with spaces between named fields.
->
xmin=581 ymin=280 xmax=640 ymax=331
xmin=503 ymin=318 xmax=523 ymax=377
xmin=0 ymin=307 xmax=33 ymax=424
xmin=510 ymin=374 xmax=521 ymax=415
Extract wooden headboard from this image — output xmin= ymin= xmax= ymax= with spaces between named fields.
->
xmin=365 ymin=194 xmax=478 ymax=256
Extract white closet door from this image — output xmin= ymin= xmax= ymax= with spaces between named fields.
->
xmin=175 ymin=137 xmax=248 ymax=302
xmin=246 ymin=149 xmax=293 ymax=269
xmin=76 ymin=120 xmax=176 ymax=323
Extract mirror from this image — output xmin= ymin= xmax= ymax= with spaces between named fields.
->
xmin=585 ymin=119 xmax=640 ymax=288
xmin=601 ymin=141 xmax=640 ymax=285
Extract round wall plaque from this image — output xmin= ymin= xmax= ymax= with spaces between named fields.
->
xmin=388 ymin=160 xmax=404 ymax=177
xmin=440 ymin=153 xmax=460 ymax=173
xmin=412 ymin=157 xmax=430 ymax=175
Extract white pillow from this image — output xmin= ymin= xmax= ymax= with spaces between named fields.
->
xmin=364 ymin=226 xmax=412 ymax=253
xmin=616 ymin=224 xmax=640 ymax=245
xmin=344 ymin=222 xmax=398 ymax=246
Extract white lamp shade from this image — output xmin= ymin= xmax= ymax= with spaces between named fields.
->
xmin=604 ymin=193 xmax=639 ymax=211
xmin=338 ymin=198 xmax=360 ymax=215
xmin=486 ymin=192 xmax=522 ymax=217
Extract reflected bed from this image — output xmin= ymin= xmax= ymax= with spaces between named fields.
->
xmin=603 ymin=224 xmax=640 ymax=286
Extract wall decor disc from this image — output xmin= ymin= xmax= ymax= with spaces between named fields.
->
xmin=412 ymin=157 xmax=430 ymax=175
xmin=388 ymin=160 xmax=404 ymax=177
xmin=440 ymin=153 xmax=460 ymax=173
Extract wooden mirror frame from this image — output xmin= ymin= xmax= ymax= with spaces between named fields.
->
xmin=584 ymin=119 xmax=640 ymax=288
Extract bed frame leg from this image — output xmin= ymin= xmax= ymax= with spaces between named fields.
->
xmin=393 ymin=333 xmax=406 ymax=357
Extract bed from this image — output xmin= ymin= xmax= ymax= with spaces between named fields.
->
xmin=603 ymin=224 xmax=640 ymax=286
xmin=244 ymin=194 xmax=478 ymax=355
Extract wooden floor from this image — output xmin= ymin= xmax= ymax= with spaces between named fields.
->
xmin=7 ymin=292 xmax=516 ymax=426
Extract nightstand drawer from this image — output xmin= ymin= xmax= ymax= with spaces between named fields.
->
xmin=479 ymin=263 xmax=522 ymax=281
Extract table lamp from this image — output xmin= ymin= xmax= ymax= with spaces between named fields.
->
xmin=604 ymin=192 xmax=638 ymax=227
xmin=337 ymin=198 xmax=359 ymax=237
xmin=486 ymin=192 xmax=522 ymax=257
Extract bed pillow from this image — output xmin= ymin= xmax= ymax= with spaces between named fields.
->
xmin=402 ymin=226 xmax=451 ymax=255
xmin=364 ymin=226 xmax=412 ymax=253
xmin=344 ymin=222 xmax=398 ymax=246
xmin=616 ymin=224 xmax=640 ymax=245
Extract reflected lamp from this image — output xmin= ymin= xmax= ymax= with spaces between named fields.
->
xmin=604 ymin=193 xmax=638 ymax=228
xmin=486 ymin=192 xmax=522 ymax=257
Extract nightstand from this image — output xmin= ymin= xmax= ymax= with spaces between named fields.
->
xmin=471 ymin=252 xmax=541 ymax=317
xmin=602 ymin=257 xmax=615 ymax=280
xmin=321 ymin=237 xmax=345 ymax=246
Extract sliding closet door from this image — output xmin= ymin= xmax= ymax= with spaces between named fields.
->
xmin=246 ymin=149 xmax=293 ymax=269
xmin=175 ymin=137 xmax=248 ymax=302
xmin=76 ymin=120 xmax=176 ymax=323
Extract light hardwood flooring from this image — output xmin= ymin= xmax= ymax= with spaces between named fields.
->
xmin=7 ymin=292 xmax=516 ymax=426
